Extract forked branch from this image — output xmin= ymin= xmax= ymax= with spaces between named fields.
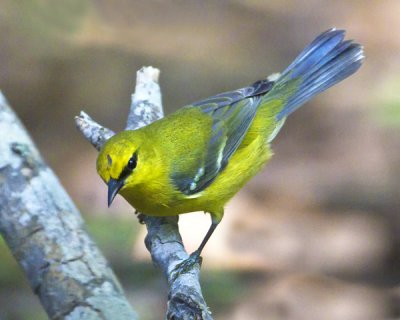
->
xmin=75 ymin=67 xmax=212 ymax=320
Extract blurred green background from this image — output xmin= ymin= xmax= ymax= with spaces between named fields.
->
xmin=1 ymin=1 xmax=400 ymax=319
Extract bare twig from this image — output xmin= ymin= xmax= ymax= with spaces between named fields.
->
xmin=75 ymin=111 xmax=115 ymax=151
xmin=126 ymin=66 xmax=163 ymax=130
xmin=76 ymin=67 xmax=212 ymax=319
xmin=0 ymin=93 xmax=137 ymax=319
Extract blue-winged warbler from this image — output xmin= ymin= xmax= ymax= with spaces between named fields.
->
xmin=97 ymin=29 xmax=364 ymax=271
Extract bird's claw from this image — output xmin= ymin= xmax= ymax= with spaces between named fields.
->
xmin=134 ymin=210 xmax=146 ymax=224
xmin=170 ymin=251 xmax=202 ymax=281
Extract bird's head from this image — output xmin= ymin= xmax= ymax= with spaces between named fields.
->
xmin=96 ymin=131 xmax=143 ymax=207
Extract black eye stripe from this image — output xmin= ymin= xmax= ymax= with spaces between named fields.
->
xmin=119 ymin=153 xmax=137 ymax=179
xmin=119 ymin=167 xmax=132 ymax=180
xmin=118 ymin=153 xmax=138 ymax=180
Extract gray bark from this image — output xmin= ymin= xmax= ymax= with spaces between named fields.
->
xmin=0 ymin=93 xmax=137 ymax=319
xmin=76 ymin=67 xmax=212 ymax=319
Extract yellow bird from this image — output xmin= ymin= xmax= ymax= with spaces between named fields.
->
xmin=96 ymin=29 xmax=364 ymax=272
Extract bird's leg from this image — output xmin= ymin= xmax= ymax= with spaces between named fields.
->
xmin=171 ymin=214 xmax=221 ymax=280
xmin=196 ymin=219 xmax=219 ymax=255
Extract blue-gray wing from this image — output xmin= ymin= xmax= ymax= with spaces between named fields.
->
xmin=172 ymin=79 xmax=273 ymax=195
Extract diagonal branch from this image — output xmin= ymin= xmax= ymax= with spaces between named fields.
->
xmin=0 ymin=93 xmax=137 ymax=319
xmin=75 ymin=67 xmax=212 ymax=320
xmin=75 ymin=111 xmax=115 ymax=151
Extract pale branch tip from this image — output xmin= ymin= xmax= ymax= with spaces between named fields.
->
xmin=75 ymin=66 xmax=213 ymax=319
xmin=126 ymin=66 xmax=164 ymax=130
xmin=75 ymin=111 xmax=115 ymax=150
xmin=137 ymin=66 xmax=160 ymax=84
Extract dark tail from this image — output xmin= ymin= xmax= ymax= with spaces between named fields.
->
xmin=267 ymin=29 xmax=364 ymax=121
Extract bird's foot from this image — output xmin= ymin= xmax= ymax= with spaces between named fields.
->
xmin=134 ymin=210 xmax=146 ymax=224
xmin=170 ymin=250 xmax=202 ymax=281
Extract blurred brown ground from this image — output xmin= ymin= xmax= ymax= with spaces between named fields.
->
xmin=0 ymin=1 xmax=400 ymax=319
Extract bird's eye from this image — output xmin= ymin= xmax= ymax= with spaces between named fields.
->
xmin=127 ymin=154 xmax=137 ymax=171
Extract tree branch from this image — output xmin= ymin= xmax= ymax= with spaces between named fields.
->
xmin=0 ymin=93 xmax=137 ymax=319
xmin=75 ymin=67 xmax=212 ymax=319
xmin=75 ymin=111 xmax=115 ymax=151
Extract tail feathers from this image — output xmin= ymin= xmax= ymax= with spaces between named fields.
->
xmin=271 ymin=29 xmax=364 ymax=121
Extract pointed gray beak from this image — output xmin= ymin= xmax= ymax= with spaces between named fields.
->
xmin=108 ymin=178 xmax=124 ymax=207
